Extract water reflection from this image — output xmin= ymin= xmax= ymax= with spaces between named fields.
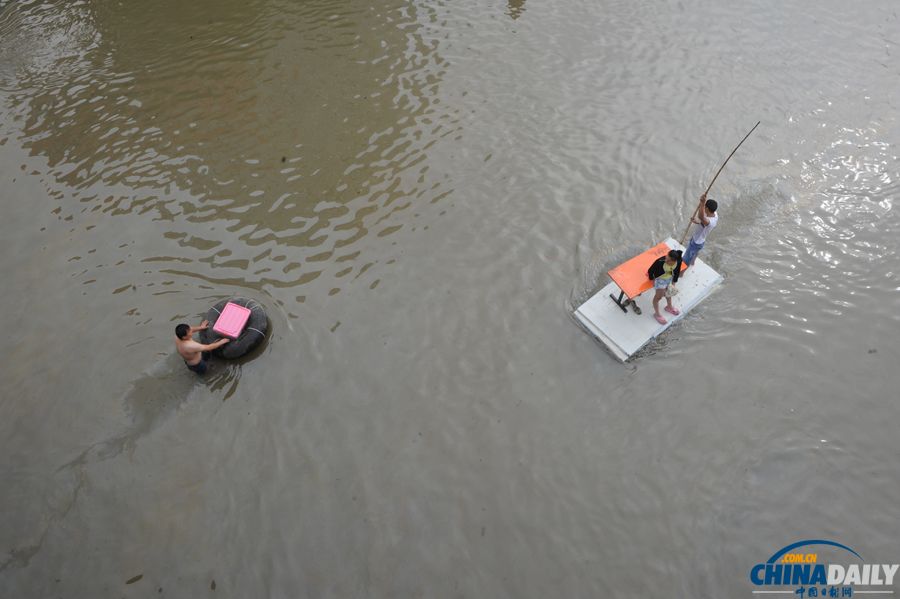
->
xmin=507 ymin=0 xmax=527 ymax=20
xmin=0 ymin=0 xmax=456 ymax=296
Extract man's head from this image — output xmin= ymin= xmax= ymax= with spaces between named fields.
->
xmin=705 ymin=199 xmax=718 ymax=215
xmin=175 ymin=323 xmax=191 ymax=340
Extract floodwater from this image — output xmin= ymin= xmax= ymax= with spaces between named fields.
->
xmin=1 ymin=0 xmax=899 ymax=596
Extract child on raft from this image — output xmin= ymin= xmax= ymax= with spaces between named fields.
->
xmin=647 ymin=249 xmax=683 ymax=324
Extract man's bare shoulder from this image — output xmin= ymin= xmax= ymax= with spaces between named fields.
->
xmin=176 ymin=337 xmax=204 ymax=354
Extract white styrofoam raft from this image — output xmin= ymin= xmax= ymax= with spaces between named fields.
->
xmin=574 ymin=239 xmax=723 ymax=361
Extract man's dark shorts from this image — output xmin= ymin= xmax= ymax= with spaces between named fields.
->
xmin=185 ymin=351 xmax=211 ymax=375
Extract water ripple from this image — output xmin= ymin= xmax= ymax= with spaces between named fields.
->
xmin=0 ymin=0 xmax=459 ymax=301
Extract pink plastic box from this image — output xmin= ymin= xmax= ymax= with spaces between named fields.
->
xmin=213 ymin=302 xmax=251 ymax=339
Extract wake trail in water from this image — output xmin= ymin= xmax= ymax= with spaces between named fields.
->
xmin=1 ymin=355 xmax=238 ymax=572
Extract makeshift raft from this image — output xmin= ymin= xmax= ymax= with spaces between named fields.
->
xmin=574 ymin=238 xmax=723 ymax=361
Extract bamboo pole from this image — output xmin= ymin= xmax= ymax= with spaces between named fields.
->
xmin=679 ymin=121 xmax=760 ymax=246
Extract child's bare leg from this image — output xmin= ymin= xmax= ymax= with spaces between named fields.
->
xmin=653 ymin=289 xmax=664 ymax=315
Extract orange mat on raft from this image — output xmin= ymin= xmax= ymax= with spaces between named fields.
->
xmin=608 ymin=242 xmax=687 ymax=299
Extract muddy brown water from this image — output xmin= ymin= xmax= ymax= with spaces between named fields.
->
xmin=1 ymin=0 xmax=899 ymax=597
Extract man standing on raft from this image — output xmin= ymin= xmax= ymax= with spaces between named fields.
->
xmin=683 ymin=192 xmax=718 ymax=267
xmin=175 ymin=321 xmax=229 ymax=375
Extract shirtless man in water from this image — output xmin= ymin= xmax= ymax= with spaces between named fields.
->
xmin=175 ymin=321 xmax=230 ymax=375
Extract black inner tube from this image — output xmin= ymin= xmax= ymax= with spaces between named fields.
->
xmin=199 ymin=297 xmax=268 ymax=359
